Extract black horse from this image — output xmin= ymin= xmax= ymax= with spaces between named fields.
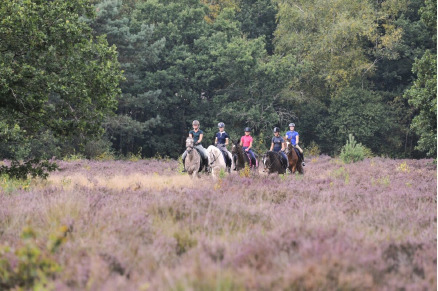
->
xmin=231 ymin=139 xmax=258 ymax=171
xmin=262 ymin=151 xmax=287 ymax=174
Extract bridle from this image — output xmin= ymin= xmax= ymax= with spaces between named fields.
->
xmin=186 ymin=138 xmax=194 ymax=153
xmin=262 ymin=153 xmax=274 ymax=171
xmin=209 ymin=150 xmax=221 ymax=166
xmin=285 ymin=141 xmax=293 ymax=155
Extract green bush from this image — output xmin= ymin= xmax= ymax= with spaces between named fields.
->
xmin=304 ymin=141 xmax=321 ymax=156
xmin=340 ymin=134 xmax=372 ymax=163
xmin=0 ymin=225 xmax=68 ymax=290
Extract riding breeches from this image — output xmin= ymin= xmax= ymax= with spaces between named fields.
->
xmin=242 ymin=147 xmax=256 ymax=160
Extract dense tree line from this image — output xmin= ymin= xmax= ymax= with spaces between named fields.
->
xmin=0 ymin=0 xmax=436 ymax=165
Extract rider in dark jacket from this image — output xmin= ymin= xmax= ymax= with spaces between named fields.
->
xmin=270 ymin=127 xmax=288 ymax=168
xmin=215 ymin=122 xmax=232 ymax=170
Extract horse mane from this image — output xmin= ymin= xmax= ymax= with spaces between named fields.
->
xmin=232 ymin=140 xmax=247 ymax=170
xmin=263 ymin=151 xmax=284 ymax=174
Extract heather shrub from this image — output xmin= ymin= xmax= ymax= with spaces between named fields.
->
xmin=0 ymin=226 xmax=67 ymax=290
xmin=0 ymin=157 xmax=435 ymax=290
xmin=340 ymin=134 xmax=372 ymax=163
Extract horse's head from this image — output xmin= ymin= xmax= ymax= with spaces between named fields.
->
xmin=262 ymin=153 xmax=269 ymax=172
xmin=186 ymin=137 xmax=194 ymax=152
xmin=285 ymin=138 xmax=293 ymax=155
xmin=231 ymin=139 xmax=240 ymax=155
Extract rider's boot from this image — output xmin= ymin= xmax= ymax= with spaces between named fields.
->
xmin=182 ymin=157 xmax=187 ymax=172
xmin=203 ymin=159 xmax=210 ymax=173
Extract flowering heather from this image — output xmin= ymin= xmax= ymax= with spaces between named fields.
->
xmin=0 ymin=156 xmax=436 ymax=290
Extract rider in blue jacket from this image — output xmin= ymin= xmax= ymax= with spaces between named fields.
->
xmin=285 ymin=123 xmax=305 ymax=166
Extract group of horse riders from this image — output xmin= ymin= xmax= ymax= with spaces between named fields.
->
xmin=182 ymin=120 xmax=305 ymax=172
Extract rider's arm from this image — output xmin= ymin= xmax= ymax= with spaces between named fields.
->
xmin=197 ymin=133 xmax=203 ymax=144
xmin=296 ymin=135 xmax=299 ymax=145
xmin=247 ymin=140 xmax=253 ymax=150
xmin=270 ymin=142 xmax=274 ymax=151
xmin=281 ymin=142 xmax=286 ymax=151
xmin=214 ymin=137 xmax=218 ymax=145
xmin=225 ymin=138 xmax=229 ymax=145
xmin=239 ymin=137 xmax=243 ymax=146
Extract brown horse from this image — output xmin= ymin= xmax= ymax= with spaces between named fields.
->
xmin=285 ymin=138 xmax=304 ymax=174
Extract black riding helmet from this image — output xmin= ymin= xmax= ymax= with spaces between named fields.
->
xmin=273 ymin=127 xmax=280 ymax=133
xmin=244 ymin=127 xmax=251 ymax=132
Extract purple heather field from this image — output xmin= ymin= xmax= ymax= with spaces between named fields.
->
xmin=0 ymin=156 xmax=436 ymax=290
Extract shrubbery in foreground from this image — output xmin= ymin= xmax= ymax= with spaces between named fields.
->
xmin=0 ymin=157 xmax=435 ymax=290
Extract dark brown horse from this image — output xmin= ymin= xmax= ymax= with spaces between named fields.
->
xmin=262 ymin=151 xmax=287 ymax=174
xmin=285 ymin=138 xmax=304 ymax=174
xmin=231 ymin=140 xmax=258 ymax=171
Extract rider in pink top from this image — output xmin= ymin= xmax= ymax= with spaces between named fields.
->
xmin=241 ymin=135 xmax=253 ymax=147
xmin=240 ymin=127 xmax=256 ymax=165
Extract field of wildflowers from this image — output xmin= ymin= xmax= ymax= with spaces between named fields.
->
xmin=0 ymin=156 xmax=436 ymax=290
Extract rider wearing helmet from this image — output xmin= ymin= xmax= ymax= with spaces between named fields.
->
xmin=285 ymin=123 xmax=305 ymax=166
xmin=270 ymin=127 xmax=288 ymax=168
xmin=182 ymin=120 xmax=210 ymax=172
xmin=214 ymin=122 xmax=232 ymax=170
xmin=240 ymin=127 xmax=256 ymax=166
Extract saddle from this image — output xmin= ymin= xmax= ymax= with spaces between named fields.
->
xmin=293 ymin=147 xmax=302 ymax=160
xmin=218 ymin=147 xmax=231 ymax=168
xmin=276 ymin=152 xmax=288 ymax=169
xmin=194 ymin=148 xmax=209 ymax=171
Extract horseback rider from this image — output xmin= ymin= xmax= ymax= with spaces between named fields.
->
xmin=270 ymin=127 xmax=288 ymax=169
xmin=182 ymin=120 xmax=210 ymax=172
xmin=285 ymin=123 xmax=305 ymax=166
xmin=240 ymin=127 xmax=257 ymax=167
xmin=214 ymin=122 xmax=232 ymax=170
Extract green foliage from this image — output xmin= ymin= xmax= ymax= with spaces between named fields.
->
xmin=0 ymin=174 xmax=31 ymax=193
xmin=304 ymin=141 xmax=321 ymax=157
xmin=0 ymin=0 xmax=123 ymax=139
xmin=327 ymin=87 xmax=394 ymax=154
xmin=0 ymin=159 xmax=58 ymax=180
xmin=239 ymin=164 xmax=251 ymax=178
xmin=0 ymin=225 xmax=68 ymax=290
xmin=340 ymin=134 xmax=371 ymax=164
xmin=173 ymin=230 xmax=197 ymax=255
xmin=0 ymin=0 xmax=123 ymax=175
xmin=404 ymin=0 xmax=437 ymax=158
xmin=405 ymin=50 xmax=437 ymax=157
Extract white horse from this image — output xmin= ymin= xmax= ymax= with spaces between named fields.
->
xmin=206 ymin=145 xmax=233 ymax=178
